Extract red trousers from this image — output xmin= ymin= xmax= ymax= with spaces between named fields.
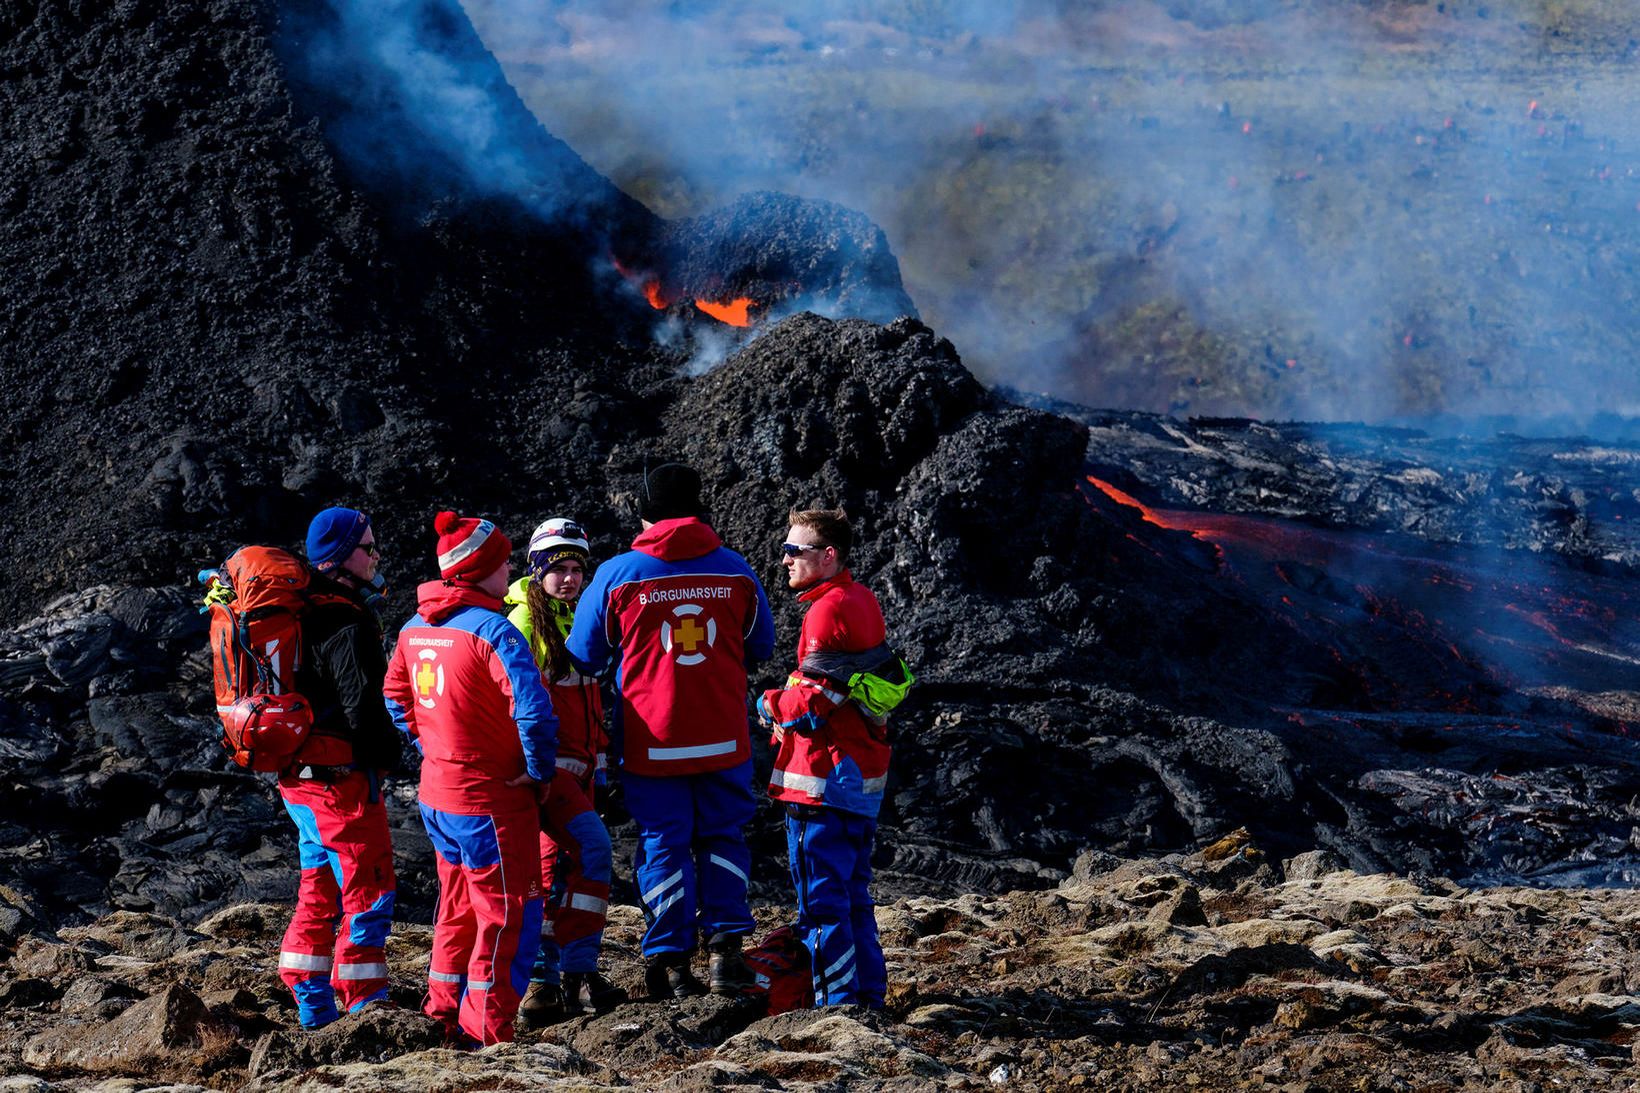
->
xmin=419 ymin=802 xmax=543 ymax=1045
xmin=277 ymin=772 xmax=396 ymax=1027
xmin=537 ymin=769 xmax=611 ymax=976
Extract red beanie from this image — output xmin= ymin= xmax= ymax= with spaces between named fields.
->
xmin=433 ymin=511 xmax=512 ymax=582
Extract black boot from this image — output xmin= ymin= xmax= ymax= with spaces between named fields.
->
xmin=644 ymin=953 xmax=706 ymax=1000
xmin=707 ymin=933 xmax=755 ymax=995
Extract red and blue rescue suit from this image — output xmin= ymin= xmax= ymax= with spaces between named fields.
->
xmin=762 ymin=569 xmax=890 ymax=1007
xmin=279 ymin=573 xmax=401 ymax=1028
xmin=505 ymin=580 xmax=612 ymax=989
xmin=567 ymin=517 xmax=775 ymax=958
xmin=384 ymin=580 xmax=557 ymax=1045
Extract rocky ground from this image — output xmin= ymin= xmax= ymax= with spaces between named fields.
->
xmin=1 ymin=838 xmax=1637 ymax=1090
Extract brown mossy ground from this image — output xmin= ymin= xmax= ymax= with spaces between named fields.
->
xmin=3 ymin=842 xmax=1637 ymax=1090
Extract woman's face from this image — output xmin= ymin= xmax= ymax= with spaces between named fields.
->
xmin=541 ymin=559 xmax=585 ymax=602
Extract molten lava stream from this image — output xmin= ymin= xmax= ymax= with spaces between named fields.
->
xmin=1085 ymin=476 xmax=1208 ymax=534
xmin=695 ymin=297 xmax=754 ymax=327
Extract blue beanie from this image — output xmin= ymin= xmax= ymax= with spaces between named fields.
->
xmin=306 ymin=507 xmax=371 ymax=573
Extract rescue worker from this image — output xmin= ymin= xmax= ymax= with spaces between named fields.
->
xmin=759 ymin=508 xmax=891 ymax=1008
xmin=506 ymin=516 xmax=626 ymax=1023
xmin=568 ymin=463 xmax=776 ymax=998
xmin=278 ymin=506 xmax=400 ymax=1029
xmin=383 ymin=511 xmax=558 ymax=1046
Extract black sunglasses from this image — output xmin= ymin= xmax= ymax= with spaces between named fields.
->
xmin=780 ymin=542 xmax=828 ymax=558
xmin=356 ymin=541 xmax=380 ymax=557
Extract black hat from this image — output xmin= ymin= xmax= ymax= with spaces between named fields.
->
xmin=640 ymin=463 xmax=703 ymax=522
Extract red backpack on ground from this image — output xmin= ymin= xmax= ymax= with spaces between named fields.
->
xmin=203 ymin=547 xmax=346 ymax=771
xmin=742 ymin=925 xmax=814 ymax=1016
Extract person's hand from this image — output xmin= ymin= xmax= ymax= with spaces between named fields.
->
xmin=505 ymin=772 xmax=540 ymax=788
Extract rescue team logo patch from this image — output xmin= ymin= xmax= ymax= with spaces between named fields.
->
xmin=415 ymin=648 xmax=446 ymax=709
xmin=661 ymin=603 xmax=717 ymax=666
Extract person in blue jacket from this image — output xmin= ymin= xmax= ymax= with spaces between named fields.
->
xmin=568 ymin=463 xmax=776 ymax=998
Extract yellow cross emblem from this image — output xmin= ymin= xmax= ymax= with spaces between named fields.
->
xmin=417 ymin=660 xmax=437 ymax=696
xmin=674 ymin=616 xmax=707 ymax=654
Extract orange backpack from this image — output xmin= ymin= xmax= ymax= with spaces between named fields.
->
xmin=203 ymin=547 xmax=346 ymax=771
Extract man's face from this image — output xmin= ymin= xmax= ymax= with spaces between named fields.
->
xmin=782 ymin=524 xmax=838 ymax=591
xmin=341 ymin=528 xmax=378 ymax=584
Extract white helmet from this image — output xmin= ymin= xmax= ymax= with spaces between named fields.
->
xmin=528 ymin=516 xmax=590 ymax=566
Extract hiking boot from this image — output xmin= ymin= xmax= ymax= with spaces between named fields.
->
xmin=563 ymin=970 xmax=627 ymax=1015
xmin=707 ymin=933 xmax=755 ymax=995
xmin=644 ymin=955 xmax=707 ymax=1000
xmin=516 ymin=980 xmax=565 ymax=1029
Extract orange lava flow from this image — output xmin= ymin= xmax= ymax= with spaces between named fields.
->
xmin=695 ymin=297 xmax=753 ymax=327
xmin=643 ymin=281 xmax=669 ymax=309
xmin=1085 ymin=476 xmax=1208 ymax=534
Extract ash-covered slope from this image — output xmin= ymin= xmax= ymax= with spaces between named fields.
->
xmin=0 ymin=0 xmax=918 ymax=619
xmin=660 ymin=191 xmax=917 ymax=324
xmin=0 ymin=0 xmax=650 ymax=615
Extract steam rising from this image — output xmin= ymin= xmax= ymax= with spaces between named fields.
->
xmin=455 ymin=0 xmax=1640 ymax=433
xmin=280 ymin=0 xmax=632 ymax=232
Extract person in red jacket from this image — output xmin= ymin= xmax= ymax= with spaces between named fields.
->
xmin=383 ymin=511 xmax=558 ymax=1046
xmin=505 ymin=516 xmax=625 ymax=1023
xmin=759 ymin=508 xmax=890 ymax=1007
xmin=567 ymin=463 xmax=776 ymax=999
xmin=277 ymin=507 xmax=401 ymax=1029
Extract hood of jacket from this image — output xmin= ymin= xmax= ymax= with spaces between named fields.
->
xmin=632 ymin=517 xmax=723 ymax=562
xmin=416 ymin=578 xmax=505 ymax=625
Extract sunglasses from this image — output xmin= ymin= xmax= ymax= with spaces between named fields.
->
xmin=356 ymin=541 xmax=380 ymax=558
xmin=780 ymin=542 xmax=828 ymax=558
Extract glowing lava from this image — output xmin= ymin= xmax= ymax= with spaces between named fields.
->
xmin=610 ymin=257 xmax=756 ymax=326
xmin=695 ymin=297 xmax=754 ymax=327
xmin=1084 ymin=471 xmax=1640 ymax=708
xmin=1086 ymin=476 xmax=1217 ymax=537
xmin=612 ymin=257 xmax=673 ymax=309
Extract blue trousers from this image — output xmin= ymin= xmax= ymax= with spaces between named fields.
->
xmin=624 ymin=759 xmax=757 ymax=956
xmin=787 ymin=805 xmax=885 ymax=1007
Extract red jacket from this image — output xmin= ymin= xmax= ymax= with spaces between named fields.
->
xmin=505 ymin=582 xmax=608 ymax=788
xmin=567 ymin=518 xmax=775 ymax=777
xmin=384 ymin=581 xmax=558 ymax=814
xmin=545 ymin=676 xmax=606 ymax=787
xmin=763 ymin=570 xmax=891 ymax=818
